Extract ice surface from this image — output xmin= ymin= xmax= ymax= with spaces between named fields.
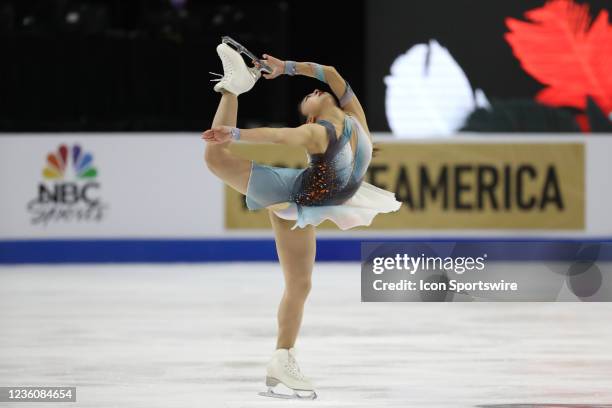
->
xmin=1 ymin=263 xmax=611 ymax=407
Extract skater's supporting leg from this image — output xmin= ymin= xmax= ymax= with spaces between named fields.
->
xmin=269 ymin=211 xmax=316 ymax=349
xmin=204 ymin=92 xmax=251 ymax=194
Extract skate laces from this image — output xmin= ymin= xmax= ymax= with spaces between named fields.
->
xmin=284 ymin=353 xmax=305 ymax=381
xmin=209 ymin=72 xmax=223 ymax=82
xmin=210 ymin=50 xmax=233 ymax=84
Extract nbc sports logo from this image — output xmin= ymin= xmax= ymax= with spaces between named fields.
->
xmin=27 ymin=144 xmax=108 ymax=225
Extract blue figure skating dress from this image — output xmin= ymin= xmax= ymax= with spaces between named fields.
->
xmin=245 ymin=115 xmax=402 ymax=230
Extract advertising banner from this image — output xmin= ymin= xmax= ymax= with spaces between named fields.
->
xmin=226 ymin=142 xmax=585 ymax=230
xmin=2 ymin=134 xmax=611 ymax=248
xmin=0 ymin=135 xmax=220 ymax=238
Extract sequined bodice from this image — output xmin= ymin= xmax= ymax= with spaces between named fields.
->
xmin=290 ymin=116 xmax=371 ymax=207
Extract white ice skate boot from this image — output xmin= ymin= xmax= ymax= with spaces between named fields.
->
xmin=211 ymin=42 xmax=260 ymax=96
xmin=258 ymin=348 xmax=317 ymax=400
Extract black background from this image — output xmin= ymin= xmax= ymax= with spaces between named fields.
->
xmin=0 ymin=0 xmax=609 ymax=132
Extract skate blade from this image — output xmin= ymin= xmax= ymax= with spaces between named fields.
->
xmin=258 ymin=390 xmax=317 ymax=400
xmin=221 ymin=35 xmax=273 ymax=74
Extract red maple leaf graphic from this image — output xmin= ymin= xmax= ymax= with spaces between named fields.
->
xmin=505 ymin=0 xmax=612 ymax=121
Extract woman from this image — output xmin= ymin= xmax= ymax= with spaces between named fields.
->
xmin=203 ymin=41 xmax=401 ymax=399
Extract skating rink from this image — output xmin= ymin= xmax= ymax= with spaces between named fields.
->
xmin=1 ymin=263 xmax=611 ymax=408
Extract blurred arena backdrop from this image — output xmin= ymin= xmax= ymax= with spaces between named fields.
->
xmin=0 ymin=0 xmax=611 ymax=262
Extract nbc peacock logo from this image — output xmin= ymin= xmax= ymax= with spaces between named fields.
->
xmin=42 ymin=144 xmax=98 ymax=180
xmin=27 ymin=144 xmax=108 ymax=225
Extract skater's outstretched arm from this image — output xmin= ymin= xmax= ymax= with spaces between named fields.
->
xmin=261 ymin=54 xmax=369 ymax=133
xmin=202 ymin=124 xmax=328 ymax=153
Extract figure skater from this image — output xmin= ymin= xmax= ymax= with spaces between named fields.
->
xmin=202 ymin=37 xmax=401 ymax=399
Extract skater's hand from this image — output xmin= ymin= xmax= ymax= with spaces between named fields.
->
xmin=260 ymin=54 xmax=285 ymax=79
xmin=201 ymin=126 xmax=232 ymax=144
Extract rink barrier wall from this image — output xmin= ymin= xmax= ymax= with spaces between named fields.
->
xmin=1 ymin=133 xmax=611 ymax=240
xmin=1 ymin=133 xmax=612 ymax=263
xmin=1 ymin=238 xmax=612 ymax=264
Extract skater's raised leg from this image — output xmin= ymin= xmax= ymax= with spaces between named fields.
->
xmin=203 ymin=41 xmax=262 ymax=195
xmin=204 ymin=92 xmax=251 ymax=195
xmin=269 ymin=211 xmax=315 ymax=350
